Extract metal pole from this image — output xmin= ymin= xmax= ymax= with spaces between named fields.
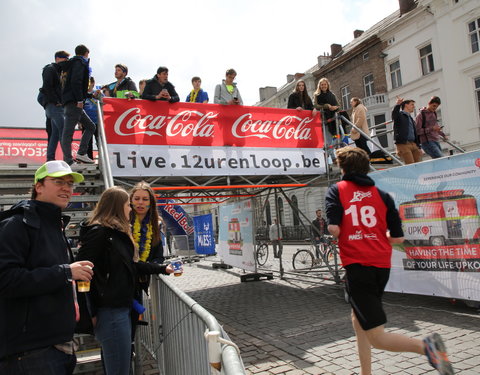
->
xmin=96 ymin=100 xmax=114 ymax=188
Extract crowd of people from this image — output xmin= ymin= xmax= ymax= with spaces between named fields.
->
xmin=38 ymin=44 xmax=448 ymax=168
xmin=19 ymin=43 xmax=454 ymax=375
xmin=38 ymin=44 xmax=244 ymax=167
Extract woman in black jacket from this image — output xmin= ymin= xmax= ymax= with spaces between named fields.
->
xmin=287 ymin=80 xmax=314 ymax=111
xmin=76 ymin=187 xmax=173 ymax=375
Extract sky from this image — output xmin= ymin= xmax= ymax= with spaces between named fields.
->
xmin=0 ymin=0 xmax=400 ymax=128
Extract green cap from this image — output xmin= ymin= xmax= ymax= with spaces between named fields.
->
xmin=34 ymin=160 xmax=84 ymax=183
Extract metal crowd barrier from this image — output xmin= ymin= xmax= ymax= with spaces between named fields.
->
xmin=135 ymin=274 xmax=245 ymax=375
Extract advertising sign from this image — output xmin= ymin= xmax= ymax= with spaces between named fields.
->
xmin=370 ymin=151 xmax=480 ymax=301
xmin=218 ymin=200 xmax=255 ymax=271
xmin=193 ymin=214 xmax=216 ymax=255
xmin=0 ymin=127 xmax=81 ymax=164
xmin=102 ymin=98 xmax=325 ymax=177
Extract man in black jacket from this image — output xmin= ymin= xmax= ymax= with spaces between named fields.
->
xmin=141 ymin=66 xmax=180 ymax=103
xmin=392 ymin=97 xmax=422 ymax=164
xmin=61 ymin=44 xmax=96 ymax=165
xmin=41 ymin=50 xmax=70 ymax=162
xmin=0 ymin=160 xmax=94 ymax=375
xmin=105 ymin=64 xmax=139 ymax=98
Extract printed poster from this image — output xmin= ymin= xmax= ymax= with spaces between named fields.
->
xmin=371 ymin=151 xmax=480 ymax=301
xmin=218 ymin=200 xmax=255 ymax=271
xmin=193 ymin=214 xmax=216 ymax=255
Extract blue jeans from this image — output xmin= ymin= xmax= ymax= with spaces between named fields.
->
xmin=62 ymin=103 xmax=96 ymax=165
xmin=45 ymin=103 xmax=65 ymax=161
xmin=421 ymin=141 xmax=443 ymax=159
xmin=95 ymin=307 xmax=132 ymax=375
xmin=0 ymin=346 xmax=76 ymax=375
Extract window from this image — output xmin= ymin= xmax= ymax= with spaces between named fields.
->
xmin=475 ymin=77 xmax=480 ymax=119
xmin=363 ymin=74 xmax=375 ymax=97
xmin=419 ymin=44 xmax=435 ymax=75
xmin=341 ymin=85 xmax=351 ymax=109
xmin=291 ymin=195 xmax=300 ymax=226
xmin=363 ymin=52 xmax=369 ymax=61
xmin=277 ymin=197 xmax=284 ymax=225
xmin=389 ymin=60 xmax=402 ymax=89
xmin=469 ymin=18 xmax=480 ymax=53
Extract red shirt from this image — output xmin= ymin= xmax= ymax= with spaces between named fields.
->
xmin=337 ymin=180 xmax=392 ymax=268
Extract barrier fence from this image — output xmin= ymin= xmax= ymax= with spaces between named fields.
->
xmin=135 ymin=274 xmax=245 ymax=375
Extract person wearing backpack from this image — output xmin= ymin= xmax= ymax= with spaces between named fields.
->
xmin=0 ymin=161 xmax=94 ymax=375
xmin=61 ymin=44 xmax=96 ymax=165
xmin=40 ymin=50 xmax=70 ymax=162
xmin=415 ymin=96 xmax=446 ymax=159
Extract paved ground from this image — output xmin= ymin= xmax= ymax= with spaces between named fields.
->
xmin=168 ymin=244 xmax=480 ymax=375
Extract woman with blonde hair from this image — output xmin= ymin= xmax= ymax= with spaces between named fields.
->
xmin=287 ymin=80 xmax=313 ymax=111
xmin=312 ymin=77 xmax=340 ymax=135
xmin=76 ymin=186 xmax=173 ymax=375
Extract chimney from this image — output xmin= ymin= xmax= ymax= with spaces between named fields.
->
xmin=294 ymin=73 xmax=305 ymax=80
xmin=317 ymin=54 xmax=331 ymax=67
xmin=330 ymin=43 xmax=342 ymax=58
xmin=354 ymin=29 xmax=364 ymax=38
xmin=287 ymin=74 xmax=295 ymax=83
xmin=259 ymin=86 xmax=277 ymax=102
xmin=399 ymin=0 xmax=417 ymax=16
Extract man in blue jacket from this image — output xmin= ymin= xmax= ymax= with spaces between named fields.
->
xmin=392 ymin=97 xmax=422 ymax=164
xmin=0 ymin=160 xmax=94 ymax=375
xmin=61 ymin=44 xmax=97 ymax=166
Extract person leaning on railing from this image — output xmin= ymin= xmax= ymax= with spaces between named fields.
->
xmin=141 ymin=66 xmax=180 ymax=103
xmin=350 ymin=97 xmax=371 ymax=156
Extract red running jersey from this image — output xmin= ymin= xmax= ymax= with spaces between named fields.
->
xmin=337 ymin=180 xmax=392 ymax=268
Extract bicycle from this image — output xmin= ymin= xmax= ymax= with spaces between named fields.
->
xmin=292 ymin=236 xmax=339 ymax=270
xmin=255 ymin=235 xmax=269 ymax=266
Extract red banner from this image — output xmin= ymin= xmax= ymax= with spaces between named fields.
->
xmin=0 ymin=127 xmax=82 ymax=165
xmin=102 ymin=98 xmax=323 ymax=148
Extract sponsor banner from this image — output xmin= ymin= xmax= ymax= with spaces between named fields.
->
xmin=370 ymin=151 xmax=480 ymax=301
xmin=159 ymin=200 xmax=195 ymax=254
xmin=193 ymin=214 xmax=216 ymax=255
xmin=0 ymin=127 xmax=82 ymax=164
xmin=218 ymin=200 xmax=255 ymax=271
xmin=108 ymin=144 xmax=325 ymax=177
xmin=103 ymin=98 xmax=323 ymax=148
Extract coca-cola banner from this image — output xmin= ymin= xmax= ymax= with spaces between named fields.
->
xmin=102 ymin=98 xmax=325 ymax=177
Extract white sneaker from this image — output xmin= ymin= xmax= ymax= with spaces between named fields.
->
xmin=75 ymin=154 xmax=94 ymax=164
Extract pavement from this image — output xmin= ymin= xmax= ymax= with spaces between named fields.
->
xmin=168 ymin=244 xmax=480 ymax=375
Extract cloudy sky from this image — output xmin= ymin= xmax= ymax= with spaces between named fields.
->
xmin=0 ymin=0 xmax=399 ymax=128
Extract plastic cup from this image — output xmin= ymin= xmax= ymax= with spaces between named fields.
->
xmin=172 ymin=260 xmax=183 ymax=277
xmin=77 ymin=265 xmax=92 ymax=292
xmin=77 ymin=280 xmax=90 ymax=292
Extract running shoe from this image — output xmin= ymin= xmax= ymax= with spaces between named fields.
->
xmin=75 ymin=154 xmax=94 ymax=164
xmin=423 ymin=333 xmax=454 ymax=375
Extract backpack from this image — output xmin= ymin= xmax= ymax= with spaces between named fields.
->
xmin=58 ymin=59 xmax=74 ymax=90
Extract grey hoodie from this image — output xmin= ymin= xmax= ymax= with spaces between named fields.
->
xmin=214 ymin=80 xmax=243 ymax=105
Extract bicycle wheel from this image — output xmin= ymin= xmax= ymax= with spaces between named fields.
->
xmin=256 ymin=243 xmax=269 ymax=266
xmin=292 ymin=249 xmax=314 ymax=270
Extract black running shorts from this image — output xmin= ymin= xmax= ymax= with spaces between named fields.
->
xmin=345 ymin=263 xmax=390 ymax=330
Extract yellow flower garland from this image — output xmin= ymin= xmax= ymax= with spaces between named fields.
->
xmin=132 ymin=217 xmax=153 ymax=262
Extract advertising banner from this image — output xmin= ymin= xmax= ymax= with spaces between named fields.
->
xmin=218 ymin=200 xmax=255 ymax=271
xmin=370 ymin=151 xmax=480 ymax=301
xmin=193 ymin=214 xmax=216 ymax=255
xmin=159 ymin=200 xmax=194 ymax=253
xmin=102 ymin=98 xmax=325 ymax=177
xmin=0 ymin=127 xmax=81 ymax=164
